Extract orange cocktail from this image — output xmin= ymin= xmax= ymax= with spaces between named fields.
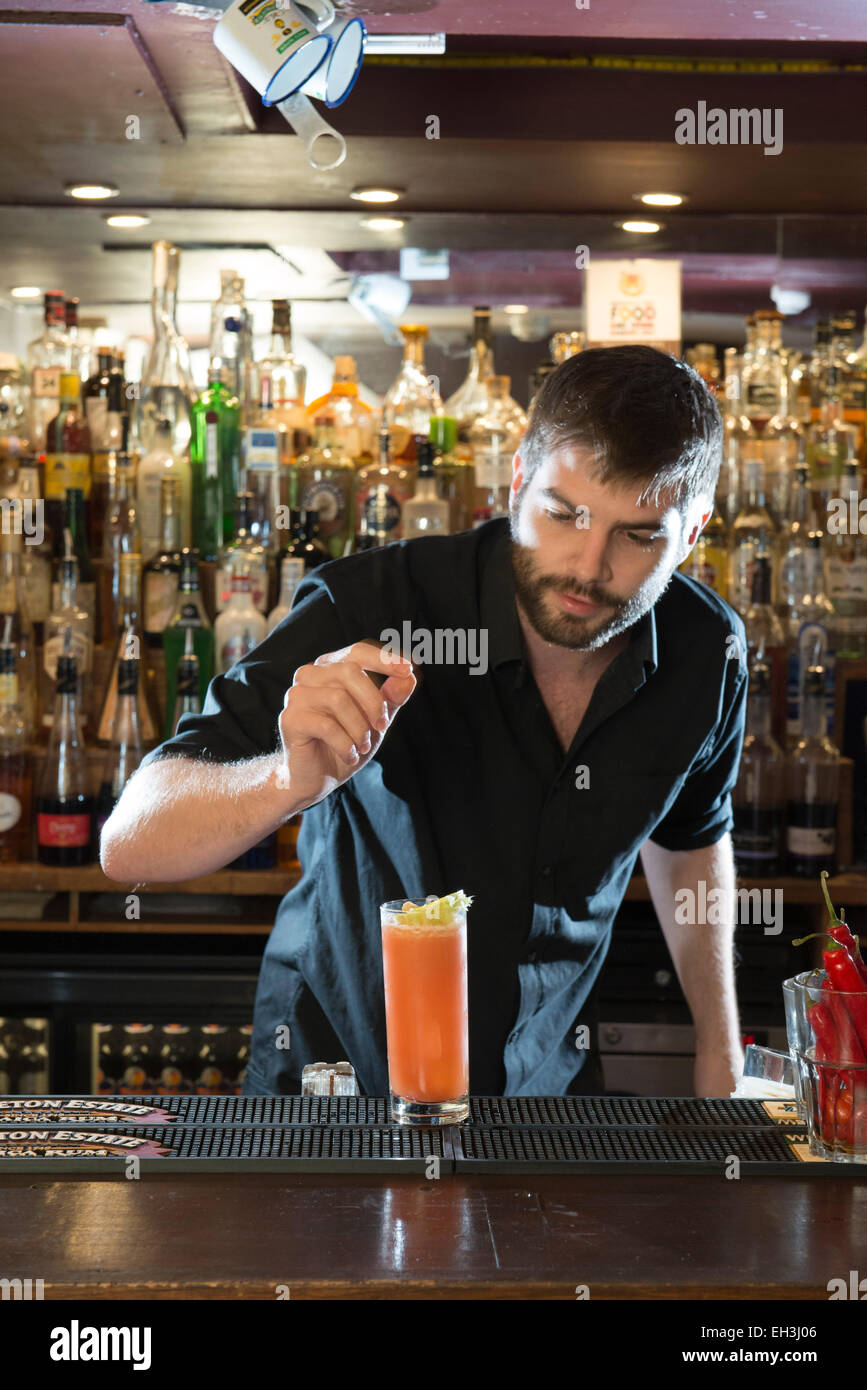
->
xmin=380 ymin=893 xmax=470 ymax=1125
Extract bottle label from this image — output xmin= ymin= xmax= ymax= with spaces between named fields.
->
xmin=0 ymin=793 xmax=22 ymax=832
xmin=44 ymin=631 xmax=91 ymax=681
xmin=826 ymin=554 xmax=867 ymax=600
xmin=31 ymin=367 xmax=61 ymax=399
xmin=205 ymin=422 xmax=219 ymax=479
xmin=475 ymin=450 xmax=512 ymax=488
xmin=37 ymin=812 xmax=90 ymax=847
xmin=786 ymin=824 xmax=836 ymax=857
xmin=360 ymin=488 xmax=401 ymax=534
xmin=301 ymin=478 xmax=345 ymax=525
xmin=144 ymin=571 xmax=180 ymax=634
xmin=43 ymin=453 xmax=91 ymax=500
xmin=785 ymin=627 xmax=835 ymax=736
xmin=0 ymin=673 xmax=18 ymax=705
xmin=746 ymin=382 xmax=780 ymax=410
xmin=244 ymin=428 xmax=280 ymax=471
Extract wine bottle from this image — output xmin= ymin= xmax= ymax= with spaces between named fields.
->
xmin=94 ymin=645 xmax=143 ymax=846
xmin=171 ymin=627 xmax=201 ymax=736
xmin=0 ymin=625 xmax=33 ymax=863
xmin=37 ymin=630 xmax=93 ymax=865
xmin=162 ymin=549 xmax=214 ymax=738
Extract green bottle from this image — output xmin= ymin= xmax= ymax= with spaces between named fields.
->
xmin=189 ymin=376 xmax=240 ymax=559
xmin=162 ymin=548 xmax=214 ymax=739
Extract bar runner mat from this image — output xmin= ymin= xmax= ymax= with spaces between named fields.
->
xmin=0 ymin=1094 xmax=863 ymax=1174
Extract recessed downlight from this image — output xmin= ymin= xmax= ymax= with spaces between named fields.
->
xmin=65 ymin=183 xmax=119 ymax=200
xmin=360 ymin=216 xmax=406 ymax=230
xmin=619 ymin=220 xmax=662 ymax=234
xmin=10 ymin=286 xmax=42 ymax=299
xmin=504 ymin=304 xmax=529 ymax=314
xmin=636 ymin=192 xmax=685 ymax=208
xmin=104 ymin=213 xmax=151 ymax=228
xmin=350 ymin=186 xmax=403 ymax=204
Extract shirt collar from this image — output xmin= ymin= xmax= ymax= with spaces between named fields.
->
xmin=480 ymin=518 xmax=659 ymax=690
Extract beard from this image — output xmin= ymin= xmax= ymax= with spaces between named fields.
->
xmin=508 ymin=535 xmax=673 ymax=651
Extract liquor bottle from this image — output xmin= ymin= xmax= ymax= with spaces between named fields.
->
xmin=43 ymin=372 xmax=91 ymax=549
xmin=688 ymin=342 xmax=720 ymax=393
xmin=43 ymin=535 xmax=93 ymax=730
xmin=826 ymin=449 xmax=867 ymax=658
xmin=157 ymin=1024 xmax=194 ymax=1094
xmin=14 ymin=458 xmax=52 ymax=639
xmin=99 ymin=456 xmax=140 ymax=646
xmin=550 ymin=331 xmax=584 ymax=366
xmin=97 ymin=552 xmax=161 ymax=745
xmin=776 ymin=455 xmax=818 ymax=612
xmin=10 ymin=1019 xmax=49 ymax=1093
xmin=679 ymin=511 xmax=729 ymax=600
xmin=382 ymin=324 xmax=441 ymax=462
xmin=0 ymin=634 xmax=32 ymax=863
xmin=94 ymin=645 xmax=143 ymax=844
xmin=784 ymin=531 xmax=835 ymax=745
xmin=240 ymin=420 xmax=282 ymax=557
xmin=444 ymin=306 xmax=494 ymax=448
xmin=743 ymin=549 xmax=785 ymax=665
xmin=26 ymin=291 xmax=70 ymax=449
xmin=280 ymin=509 xmax=329 ymax=572
xmin=764 ymin=355 xmax=803 ymax=523
xmin=267 ymin=556 xmax=305 ymax=634
xmin=828 ymin=311 xmax=867 ymax=457
xmin=731 ymin=659 xmax=785 ymax=878
xmin=171 ymin=626 xmax=201 ymax=736
xmin=354 ymin=428 xmax=415 ymax=544
xmin=189 ymin=373 xmax=240 ymax=557
xmin=718 ymin=348 xmax=751 ymax=531
xmin=137 ymin=415 xmax=192 ymax=560
xmin=807 ymin=365 xmax=853 ymax=502
xmin=84 ymin=350 xmax=119 ymax=446
xmin=64 ymin=297 xmax=83 ymax=379
xmin=131 ymin=240 xmax=195 ymax=458
xmin=429 ymin=415 xmax=475 ymax=532
xmin=0 ymin=531 xmax=38 ymax=741
xmin=468 ymin=376 xmax=524 ymax=525
xmin=94 ymin=1023 xmax=123 ymax=1094
xmin=143 ymin=475 xmax=182 ymax=647
xmin=785 ymin=664 xmax=841 ymax=876
xmin=290 ymin=425 xmax=356 ymax=559
xmin=118 ymin=1023 xmax=156 ymax=1094
xmin=209 ymin=269 xmax=254 ymax=419
xmin=214 ymin=563 xmax=266 ymax=675
xmin=162 ymin=549 xmax=214 ymax=739
xmin=216 ymin=490 xmax=269 ymax=613
xmin=255 ymin=298 xmax=309 ymax=462
xmin=0 ymin=355 xmax=31 ymax=466
xmin=195 ymin=1024 xmax=231 ymax=1094
xmin=403 ymin=440 xmax=451 ymax=537
xmin=742 ymin=309 xmax=784 ymax=434
xmin=808 ymin=320 xmax=832 ymax=413
xmin=846 ymin=303 xmax=867 ymax=461
xmin=305 ymin=353 xmax=373 ymax=463
xmin=741 ymin=314 xmax=758 ymax=375
xmin=728 ymin=458 xmax=778 ymax=614
xmin=36 ymin=632 xmax=93 ymax=865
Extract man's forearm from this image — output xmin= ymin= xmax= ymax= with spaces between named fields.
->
xmin=100 ymin=752 xmax=300 ymax=883
xmin=640 ymin=836 xmax=744 ymax=1062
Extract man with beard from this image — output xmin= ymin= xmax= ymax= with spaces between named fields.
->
xmin=102 ymin=345 xmax=747 ymax=1100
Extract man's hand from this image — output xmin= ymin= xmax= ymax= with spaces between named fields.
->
xmin=694 ymin=1044 xmax=744 ymax=1099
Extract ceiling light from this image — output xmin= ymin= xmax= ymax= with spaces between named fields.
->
xmin=360 ymin=216 xmax=405 ymax=230
xmin=363 ymin=33 xmax=446 ymax=55
xmin=10 ymin=286 xmax=41 ymax=299
xmin=350 ymin=187 xmax=402 ymax=204
xmin=65 ymin=183 xmax=119 ymax=200
xmin=620 ymin=220 xmax=662 ymax=234
xmin=104 ymin=213 xmax=151 ymax=228
xmin=504 ymin=304 xmax=529 ymax=314
xmin=771 ymin=284 xmax=811 ymax=316
xmin=636 ymin=192 xmax=685 ymax=207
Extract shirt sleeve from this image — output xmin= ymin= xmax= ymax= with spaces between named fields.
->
xmin=648 ymin=654 xmax=748 ymax=852
xmin=138 ymin=574 xmax=349 ymax=771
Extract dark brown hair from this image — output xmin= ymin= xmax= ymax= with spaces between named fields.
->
xmin=521 ymin=345 xmax=723 ymax=507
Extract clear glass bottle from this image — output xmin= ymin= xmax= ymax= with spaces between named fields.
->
xmin=44 ymin=538 xmax=93 ymax=730
xmin=305 ymin=354 xmax=373 ymax=464
xmin=732 ymin=659 xmax=785 ymax=878
xmin=764 ymin=355 xmax=803 ymax=523
xmin=64 ymin=298 xmax=84 ymax=380
xmin=741 ymin=313 xmax=758 ymax=375
xmin=36 ymin=635 xmax=92 ymax=866
xmin=97 ymin=552 xmax=161 ymax=745
xmin=15 ymin=457 xmax=52 ymax=635
xmin=0 ymin=353 xmax=31 ymax=465
xmin=171 ymin=627 xmax=201 ymax=736
xmin=267 ymin=556 xmax=305 ymax=634
xmin=354 ymin=427 xmax=416 ymax=544
xmin=0 ymin=531 xmax=37 ymax=742
xmin=429 ymin=414 xmax=475 ymax=532
xmin=162 ymin=549 xmax=214 ymax=739
xmin=807 ymin=364 xmax=854 ymax=502
xmin=137 ymin=415 xmax=192 ymax=560
xmin=718 ymin=348 xmax=752 ymax=531
xmin=776 ymin=453 xmax=819 ymax=613
xmin=743 ymin=548 xmax=785 ymax=665
xmin=784 ymin=531 xmax=835 ymax=746
xmin=382 ymin=325 xmax=442 ymax=462
xmin=216 ymin=490 xmax=269 ymax=613
xmin=27 ymin=291 xmax=70 ymax=450
xmin=255 ymin=298 xmax=309 ymax=463
xmin=189 ymin=374 xmax=240 ymax=557
xmin=0 ymin=636 xmax=32 ymax=864
xmin=468 ymin=376 xmax=523 ymax=526
xmin=132 ymin=240 xmax=195 ymax=459
xmin=209 ymin=269 xmax=254 ymax=421
xmin=444 ymin=306 xmax=494 ymax=448
xmin=785 ymin=663 xmax=840 ymax=876
xmin=742 ymin=308 xmax=785 ymax=434
xmin=94 ymin=647 xmax=143 ymax=844
xmin=403 ymin=440 xmax=451 ymax=537
xmin=728 ymin=457 xmax=778 ymax=615
xmin=100 ymin=455 xmax=140 ymax=647
xmin=143 ymin=475 xmax=183 ymax=647
xmin=826 ymin=448 xmax=867 ymax=658
xmin=291 ymin=425 xmax=356 ymax=560
xmin=214 ymin=563 xmax=266 ymax=675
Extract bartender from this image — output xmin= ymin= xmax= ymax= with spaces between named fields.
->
xmin=102 ymin=344 xmax=747 ymax=1100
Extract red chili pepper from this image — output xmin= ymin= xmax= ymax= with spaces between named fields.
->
xmin=792 ymin=936 xmax=867 ymax=1059
xmin=807 ymin=1002 xmax=835 ymax=1142
xmin=820 ymin=872 xmax=867 ymax=987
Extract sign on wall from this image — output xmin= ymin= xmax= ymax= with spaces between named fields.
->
xmin=585 ymin=259 xmax=682 ymax=355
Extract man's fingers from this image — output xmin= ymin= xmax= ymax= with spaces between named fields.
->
xmin=289 ymin=710 xmax=363 ymax=766
xmin=294 ymin=661 xmax=389 ymax=730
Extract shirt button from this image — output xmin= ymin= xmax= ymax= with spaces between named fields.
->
xmin=540 ymin=865 xmax=553 ymax=877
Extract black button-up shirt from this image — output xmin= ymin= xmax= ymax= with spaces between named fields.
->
xmin=139 ymin=518 xmax=747 ymax=1096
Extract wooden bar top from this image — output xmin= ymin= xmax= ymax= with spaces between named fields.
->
xmin=2 ymin=1170 xmax=865 ymax=1299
